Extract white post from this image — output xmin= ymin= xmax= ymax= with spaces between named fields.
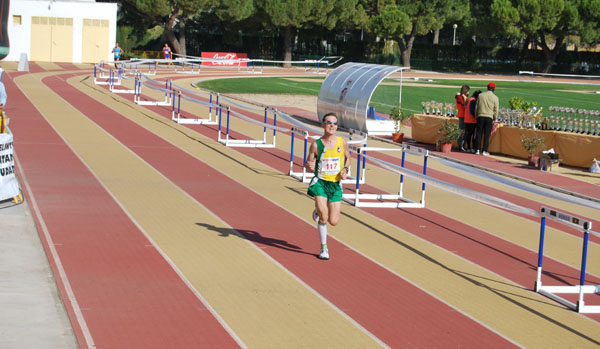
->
xmin=453 ymin=24 xmax=458 ymax=46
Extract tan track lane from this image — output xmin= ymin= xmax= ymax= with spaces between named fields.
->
xmin=17 ymin=71 xmax=382 ymax=347
xmin=73 ymin=73 xmax=600 ymax=347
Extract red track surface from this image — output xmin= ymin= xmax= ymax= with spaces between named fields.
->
xmin=8 ymin=71 xmax=240 ymax=348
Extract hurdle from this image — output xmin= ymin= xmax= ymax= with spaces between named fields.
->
xmin=288 ymin=127 xmax=367 ymax=184
xmin=238 ymin=59 xmax=264 ymax=74
xmin=343 ymin=144 xmax=429 ymax=208
xmin=534 ymin=207 xmax=599 ymax=313
xmin=123 ymin=59 xmax=157 ymax=75
xmin=174 ymin=59 xmax=200 ymax=74
xmin=170 ymin=89 xmax=218 ymax=125
xmin=109 ymin=68 xmax=136 ymax=94
xmin=304 ymin=59 xmax=329 ymax=75
xmin=288 ymin=127 xmax=316 ymax=182
xmin=93 ymin=65 xmax=114 ymax=85
xmin=135 ymin=76 xmax=172 ymax=106
xmin=217 ymin=104 xmax=279 ymax=148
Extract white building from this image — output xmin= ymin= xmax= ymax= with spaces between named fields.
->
xmin=7 ymin=0 xmax=117 ymax=63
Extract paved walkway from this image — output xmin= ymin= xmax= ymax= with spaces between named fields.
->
xmin=0 ymin=199 xmax=77 ymax=348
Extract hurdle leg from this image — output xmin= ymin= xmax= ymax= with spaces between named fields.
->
xmin=577 ymin=230 xmax=590 ymax=311
xmin=226 ymin=106 xmax=231 ymax=143
xmin=302 ymin=133 xmax=309 ymax=181
xmin=208 ymin=94 xmax=213 ymax=121
xmin=263 ymin=108 xmax=268 ymax=143
xmin=421 ymin=154 xmax=428 ymax=205
xmin=217 ymin=105 xmax=223 ymax=142
xmin=354 ymin=152 xmax=362 ymax=206
xmin=289 ymin=131 xmax=295 ymax=175
xmin=399 ymin=150 xmax=406 ymax=196
xmin=272 ymin=110 xmax=277 ymax=146
xmin=535 ymin=216 xmax=546 ymax=291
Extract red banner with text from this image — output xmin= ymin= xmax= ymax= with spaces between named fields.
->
xmin=201 ymin=52 xmax=248 ymax=66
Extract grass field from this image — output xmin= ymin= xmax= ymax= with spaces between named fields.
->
xmin=197 ymin=77 xmax=600 ymax=118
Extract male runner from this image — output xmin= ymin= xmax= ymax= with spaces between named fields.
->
xmin=305 ymin=112 xmax=350 ymax=260
xmin=111 ymin=42 xmax=122 ymax=68
xmin=163 ymin=44 xmax=173 ymax=65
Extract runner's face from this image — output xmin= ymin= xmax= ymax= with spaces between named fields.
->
xmin=323 ymin=116 xmax=338 ymax=134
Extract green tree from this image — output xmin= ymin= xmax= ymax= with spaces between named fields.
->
xmin=432 ymin=0 xmax=470 ymax=44
xmin=489 ymin=0 xmax=598 ymax=73
xmin=254 ymin=0 xmax=360 ymax=67
xmin=578 ymin=0 xmax=600 ymax=46
xmin=120 ymin=0 xmax=215 ymax=55
xmin=368 ymin=0 xmax=461 ymax=68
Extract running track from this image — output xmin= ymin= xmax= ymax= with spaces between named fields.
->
xmin=5 ymin=62 xmax=600 ymax=348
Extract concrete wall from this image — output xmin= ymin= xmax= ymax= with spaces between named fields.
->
xmin=7 ymin=0 xmax=117 ymax=63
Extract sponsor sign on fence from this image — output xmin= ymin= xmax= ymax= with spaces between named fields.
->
xmin=201 ymin=52 xmax=247 ymax=66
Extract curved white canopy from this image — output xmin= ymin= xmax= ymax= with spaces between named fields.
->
xmin=317 ymin=63 xmax=408 ymax=134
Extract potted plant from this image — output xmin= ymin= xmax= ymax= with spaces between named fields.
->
xmin=437 ymin=119 xmax=461 ymax=153
xmin=520 ymin=133 xmax=545 ymax=166
xmin=389 ymin=105 xmax=411 ymax=143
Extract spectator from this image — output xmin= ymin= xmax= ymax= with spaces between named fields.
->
xmin=463 ymin=90 xmax=481 ymax=153
xmin=474 ymin=82 xmax=499 ymax=156
xmin=455 ymin=84 xmax=470 ymax=151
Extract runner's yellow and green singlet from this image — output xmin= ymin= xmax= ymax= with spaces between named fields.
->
xmin=314 ymin=136 xmax=345 ymax=182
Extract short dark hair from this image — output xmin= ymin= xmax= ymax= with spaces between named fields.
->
xmin=322 ymin=112 xmax=337 ymax=123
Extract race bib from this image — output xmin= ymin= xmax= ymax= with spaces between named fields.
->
xmin=321 ymin=157 xmax=340 ymax=175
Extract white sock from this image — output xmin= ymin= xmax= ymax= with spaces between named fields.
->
xmin=318 ymin=222 xmax=327 ymax=246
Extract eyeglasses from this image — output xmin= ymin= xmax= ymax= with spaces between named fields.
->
xmin=324 ymin=121 xmax=338 ymax=125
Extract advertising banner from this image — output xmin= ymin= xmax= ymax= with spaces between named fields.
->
xmin=201 ymin=52 xmax=247 ymax=66
xmin=0 ymin=128 xmax=20 ymax=201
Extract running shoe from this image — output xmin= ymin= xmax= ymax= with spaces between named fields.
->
xmin=475 ymin=150 xmax=480 ymax=155
xmin=312 ymin=209 xmax=319 ymax=223
xmin=319 ymin=247 xmax=329 ymax=260
xmin=483 ymin=151 xmax=490 ymax=156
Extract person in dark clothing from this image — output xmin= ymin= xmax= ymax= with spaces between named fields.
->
xmin=463 ymin=90 xmax=481 ymax=153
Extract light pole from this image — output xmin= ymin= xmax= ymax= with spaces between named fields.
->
xmin=453 ymin=24 xmax=458 ymax=46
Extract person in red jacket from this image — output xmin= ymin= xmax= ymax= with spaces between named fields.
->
xmin=455 ymin=85 xmax=470 ymax=151
xmin=463 ymin=90 xmax=481 ymax=153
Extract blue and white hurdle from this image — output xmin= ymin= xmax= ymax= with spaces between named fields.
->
xmin=535 ymin=207 xmax=599 ymax=313
xmin=238 ymin=59 xmax=264 ymax=74
xmin=170 ymin=89 xmax=218 ymax=125
xmin=135 ymin=76 xmax=172 ymax=106
xmin=288 ymin=127 xmax=317 ymax=182
xmin=343 ymin=144 xmax=429 ymax=208
xmin=304 ymin=59 xmax=329 ymax=75
xmin=109 ymin=68 xmax=136 ymax=94
xmin=174 ymin=59 xmax=200 ymax=74
xmin=217 ymin=104 xmax=280 ymax=148
xmin=93 ymin=64 xmax=114 ymax=85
